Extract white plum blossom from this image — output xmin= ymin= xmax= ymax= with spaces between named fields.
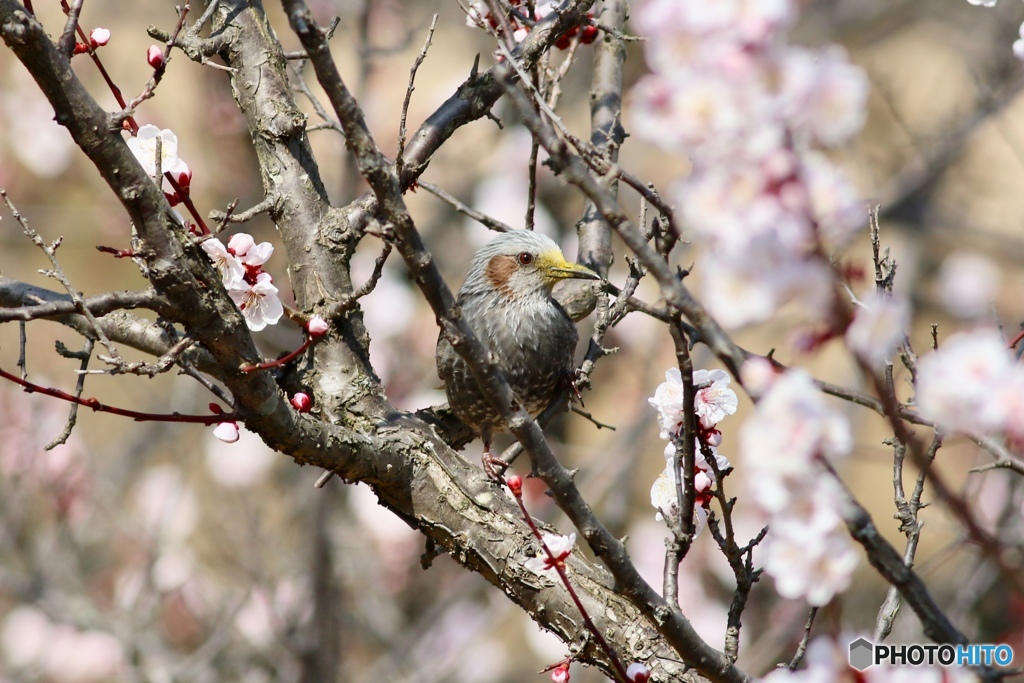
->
xmin=740 ymin=368 xmax=852 ymax=476
xmin=651 ymin=445 xmax=725 ymax=535
xmin=739 ymin=356 xmax=779 ymax=398
xmin=126 ymin=124 xmax=189 ymax=178
xmin=694 ymin=369 xmax=739 ymax=428
xmin=201 ymin=238 xmax=245 ymax=289
xmin=782 ymin=47 xmax=869 ymax=148
xmin=229 ymin=272 xmax=284 ymax=332
xmin=739 ymin=368 xmax=858 ymax=604
xmin=524 ymin=532 xmax=576 ymax=575
xmin=649 ymin=367 xmax=685 ymax=438
xmin=764 ymin=526 xmax=858 ymax=605
xmin=845 ymin=290 xmax=911 ymax=369
xmin=650 ymin=467 xmax=709 ymax=533
xmin=938 ymin=251 xmax=1000 ymax=319
xmin=915 ymin=328 xmax=1017 ymax=436
xmin=648 ymin=364 xmax=737 ymax=530
xmin=649 ymin=367 xmax=738 ymax=438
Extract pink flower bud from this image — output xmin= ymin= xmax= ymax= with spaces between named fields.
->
xmin=208 ymin=402 xmax=224 ymax=415
xmin=550 ymin=664 xmax=570 ymax=683
xmin=506 ymin=474 xmax=523 ymax=497
xmin=213 ymin=421 xmax=240 ymax=443
xmin=227 ymin=232 xmax=254 ymax=257
xmin=172 ymin=165 xmax=192 ymax=190
xmin=626 ymin=663 xmax=650 ymax=683
xmin=147 ymin=45 xmax=164 ymax=69
xmin=290 ymin=392 xmax=312 ymax=412
xmin=89 ymin=27 xmax=111 ymax=47
xmin=306 ymin=315 xmax=329 ymax=338
xmin=705 ymin=429 xmax=722 ymax=447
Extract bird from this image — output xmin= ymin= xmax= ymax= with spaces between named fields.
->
xmin=436 ymin=230 xmax=600 ymax=475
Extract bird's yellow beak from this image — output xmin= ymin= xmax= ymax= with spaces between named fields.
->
xmin=538 ymin=250 xmax=601 ymax=285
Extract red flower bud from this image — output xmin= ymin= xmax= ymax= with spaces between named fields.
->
xmin=290 ymin=392 xmax=312 ymax=412
xmin=146 ymin=45 xmax=164 ymax=69
xmin=506 ymin=474 xmax=523 ymax=497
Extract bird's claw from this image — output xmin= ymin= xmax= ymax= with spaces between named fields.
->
xmin=482 ymin=450 xmax=509 ymax=480
xmin=565 ymin=369 xmax=586 ymax=408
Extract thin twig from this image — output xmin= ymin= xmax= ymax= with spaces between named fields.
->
xmin=396 ymin=14 xmax=438 ymax=179
xmin=45 ymin=338 xmax=94 ymax=449
xmin=0 ymin=366 xmax=230 ymax=424
xmin=786 ymin=608 xmax=819 ymax=671
xmin=417 ymin=181 xmax=513 ymax=233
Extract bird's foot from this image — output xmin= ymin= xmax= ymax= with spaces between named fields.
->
xmin=482 ymin=449 xmax=509 ymax=481
xmin=566 ymin=369 xmax=586 ymax=408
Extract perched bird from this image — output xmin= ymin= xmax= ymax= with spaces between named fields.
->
xmin=436 ymin=230 xmax=600 ymax=472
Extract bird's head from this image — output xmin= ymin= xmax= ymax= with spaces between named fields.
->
xmin=462 ymin=230 xmax=600 ymax=301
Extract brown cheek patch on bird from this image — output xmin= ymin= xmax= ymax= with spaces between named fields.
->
xmin=485 ymin=254 xmax=519 ymax=299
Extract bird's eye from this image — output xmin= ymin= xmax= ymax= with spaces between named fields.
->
xmin=517 ymin=252 xmax=534 ymax=266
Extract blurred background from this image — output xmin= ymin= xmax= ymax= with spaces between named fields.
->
xmin=1 ymin=0 xmax=1024 ymax=681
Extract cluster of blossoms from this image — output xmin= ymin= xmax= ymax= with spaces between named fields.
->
xmin=915 ymin=328 xmax=1024 ymax=449
xmin=739 ymin=360 xmax=859 ymax=605
xmin=629 ymin=0 xmax=869 ymax=328
xmin=464 ymin=0 xmax=597 ymax=48
xmin=201 ymin=233 xmax=283 ymax=332
xmin=648 ymin=368 xmax=738 ymax=535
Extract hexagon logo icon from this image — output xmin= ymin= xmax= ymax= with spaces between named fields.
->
xmin=849 ymin=637 xmax=874 ymax=671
